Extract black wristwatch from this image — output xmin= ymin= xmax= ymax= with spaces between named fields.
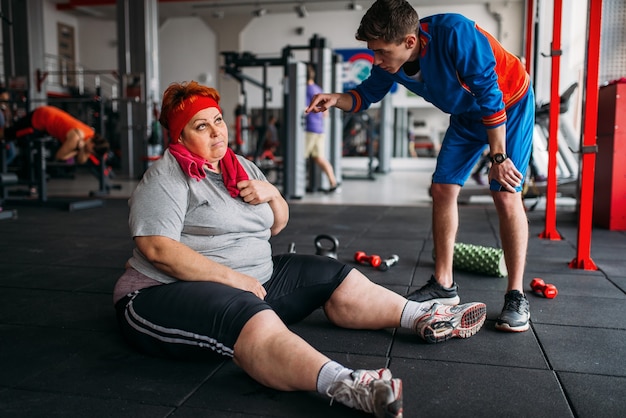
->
xmin=491 ymin=153 xmax=508 ymax=164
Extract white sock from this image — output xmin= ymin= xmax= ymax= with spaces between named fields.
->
xmin=317 ymin=360 xmax=353 ymax=395
xmin=400 ymin=300 xmax=433 ymax=329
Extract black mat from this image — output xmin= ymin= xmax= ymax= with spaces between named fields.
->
xmin=1 ymin=199 xmax=625 ymax=417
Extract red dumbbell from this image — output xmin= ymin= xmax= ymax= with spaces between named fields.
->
xmin=354 ymin=251 xmax=382 ymax=268
xmin=530 ymin=278 xmax=558 ymax=299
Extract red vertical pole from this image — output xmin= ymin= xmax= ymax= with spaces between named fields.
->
xmin=539 ymin=0 xmax=564 ymax=240
xmin=524 ymin=0 xmax=534 ymax=74
xmin=569 ymin=0 xmax=601 ymax=270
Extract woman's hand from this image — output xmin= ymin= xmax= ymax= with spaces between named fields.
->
xmin=237 ymin=179 xmax=289 ymax=235
xmin=230 ymin=272 xmax=267 ymax=299
xmin=237 ymin=179 xmax=279 ymax=205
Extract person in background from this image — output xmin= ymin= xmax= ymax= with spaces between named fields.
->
xmin=113 ymin=80 xmax=488 ymax=418
xmin=232 ymin=104 xmax=248 ymax=154
xmin=306 ymin=0 xmax=535 ymax=333
xmin=5 ymin=105 xmax=109 ymax=164
xmin=0 ymin=87 xmax=16 ymax=165
xmin=305 ymin=64 xmax=339 ymax=192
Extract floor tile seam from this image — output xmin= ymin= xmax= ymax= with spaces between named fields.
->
xmin=532 ymin=321 xmax=626 ymax=332
xmin=1 ymin=384 xmax=179 ymax=409
xmin=549 ymin=369 xmax=577 ymax=417
xmin=408 ymin=239 xmax=432 ymax=289
xmin=390 ymin=355 xmax=555 ymax=371
xmin=172 ymin=362 xmax=227 ymax=412
xmin=598 ymin=274 xmax=626 ymax=297
xmin=0 ymin=321 xmax=117 ymax=334
xmin=528 ymin=322 xmax=622 ymax=380
xmin=319 ymin=349 xmax=391 ymax=362
xmin=527 ymin=294 xmax=626 ymax=302
xmin=555 ymin=369 xmax=626 ymax=379
xmin=385 ymin=328 xmax=398 ymax=367
xmin=0 ymin=285 xmax=112 ymax=296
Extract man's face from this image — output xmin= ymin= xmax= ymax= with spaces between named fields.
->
xmin=367 ymin=35 xmax=416 ymax=74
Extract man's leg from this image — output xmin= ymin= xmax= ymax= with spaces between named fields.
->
xmin=492 ymin=190 xmax=531 ymax=332
xmin=405 ymin=183 xmax=462 ymax=305
xmin=431 ymin=183 xmax=461 ymax=289
xmin=492 ymin=191 xmax=527 ymax=292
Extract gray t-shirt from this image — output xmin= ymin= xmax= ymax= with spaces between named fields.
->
xmin=127 ymin=150 xmax=275 ymax=284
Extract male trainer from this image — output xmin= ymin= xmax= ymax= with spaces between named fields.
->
xmin=306 ymin=0 xmax=534 ymax=332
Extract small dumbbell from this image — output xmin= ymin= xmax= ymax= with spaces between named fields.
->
xmin=354 ymin=251 xmax=382 ymax=268
xmin=378 ymin=254 xmax=400 ymax=271
xmin=530 ymin=278 xmax=558 ymax=299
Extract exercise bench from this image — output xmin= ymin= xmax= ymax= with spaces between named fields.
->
xmin=6 ymin=135 xmax=104 ymax=211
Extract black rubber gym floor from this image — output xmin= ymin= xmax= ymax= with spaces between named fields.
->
xmin=1 ymin=197 xmax=625 ymax=417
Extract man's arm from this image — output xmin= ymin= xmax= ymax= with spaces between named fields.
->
xmin=305 ymin=92 xmax=354 ymax=113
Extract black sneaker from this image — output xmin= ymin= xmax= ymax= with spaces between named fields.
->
xmin=405 ymin=276 xmax=460 ymax=305
xmin=495 ymin=290 xmax=530 ymax=332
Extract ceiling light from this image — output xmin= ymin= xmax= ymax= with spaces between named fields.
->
xmin=348 ymin=1 xmax=363 ymax=11
xmin=252 ymin=8 xmax=267 ymax=17
xmin=295 ymin=4 xmax=308 ymax=18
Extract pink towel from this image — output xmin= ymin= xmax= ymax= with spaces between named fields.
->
xmin=168 ymin=143 xmax=248 ymax=197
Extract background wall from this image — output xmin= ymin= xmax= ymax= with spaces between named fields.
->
xmin=24 ymin=0 xmax=597 ymax=159
xmin=158 ymin=17 xmax=217 ymax=93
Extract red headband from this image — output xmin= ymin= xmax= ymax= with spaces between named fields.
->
xmin=167 ymin=95 xmax=222 ymax=142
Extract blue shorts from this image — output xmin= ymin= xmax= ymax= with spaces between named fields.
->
xmin=433 ymin=88 xmax=535 ymax=192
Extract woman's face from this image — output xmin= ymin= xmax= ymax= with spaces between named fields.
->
xmin=180 ymin=107 xmax=228 ymax=165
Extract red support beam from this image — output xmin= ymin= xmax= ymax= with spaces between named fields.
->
xmin=539 ymin=0 xmax=564 ymax=240
xmin=569 ymin=0 xmax=601 ymax=270
xmin=524 ymin=0 xmax=535 ymax=75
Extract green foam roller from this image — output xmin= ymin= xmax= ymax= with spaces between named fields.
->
xmin=433 ymin=243 xmax=508 ymax=277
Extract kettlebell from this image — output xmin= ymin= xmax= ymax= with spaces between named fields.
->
xmin=314 ymin=234 xmax=339 ymax=259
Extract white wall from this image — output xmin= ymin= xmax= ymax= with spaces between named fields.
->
xmin=41 ymin=0 xmax=78 ymax=62
xmin=234 ymin=3 xmax=521 ymax=143
xmin=38 ymin=0 xmax=586 ymax=143
xmin=535 ymin=0 xmax=588 ymax=137
xmin=158 ymin=17 xmax=217 ymax=98
xmin=77 ymin=17 xmax=117 ymax=96
xmin=238 ymin=4 xmax=515 ymax=110
xmin=40 ymin=0 xmax=78 ymax=95
xmin=77 ymin=17 xmax=117 ymax=72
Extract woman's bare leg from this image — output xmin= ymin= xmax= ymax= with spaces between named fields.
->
xmin=323 ymin=269 xmax=406 ymax=329
xmin=233 ymin=309 xmax=329 ymax=391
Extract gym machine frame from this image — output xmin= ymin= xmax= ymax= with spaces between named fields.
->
xmin=221 ymin=36 xmax=341 ymax=198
